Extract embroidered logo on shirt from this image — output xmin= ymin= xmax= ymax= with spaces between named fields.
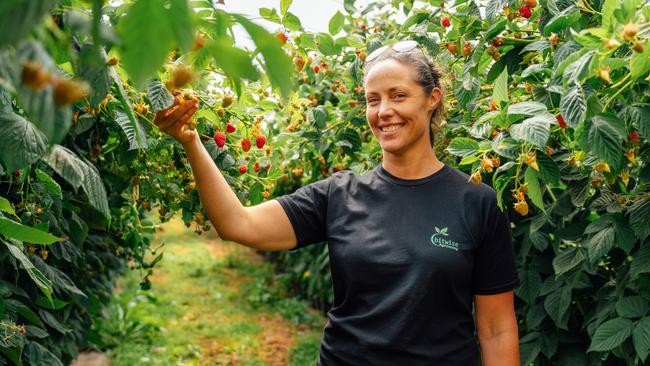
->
xmin=430 ymin=226 xmax=460 ymax=251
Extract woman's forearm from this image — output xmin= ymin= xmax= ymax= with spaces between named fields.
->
xmin=478 ymin=329 xmax=520 ymax=366
xmin=181 ymin=135 xmax=248 ymax=242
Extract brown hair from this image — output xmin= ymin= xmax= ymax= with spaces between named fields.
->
xmin=363 ymin=46 xmax=446 ymax=146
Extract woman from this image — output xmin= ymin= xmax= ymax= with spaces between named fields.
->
xmin=153 ymin=40 xmax=519 ymax=366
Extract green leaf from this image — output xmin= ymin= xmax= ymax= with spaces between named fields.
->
xmin=633 ymin=317 xmax=650 ymax=362
xmin=516 ymin=270 xmax=542 ymax=304
xmin=315 ymin=32 xmax=338 ymax=55
xmin=78 ymin=43 xmax=111 ymax=108
xmin=24 ymin=342 xmax=64 ymax=366
xmin=553 ymin=247 xmax=585 ymax=276
xmin=525 ymin=168 xmax=546 ymax=213
xmin=34 ymin=169 xmax=62 ymax=200
xmin=629 ymin=200 xmax=650 ymax=241
xmin=587 ymin=113 xmax=624 ymax=166
xmin=209 ymin=38 xmax=260 ymax=87
xmin=542 ymin=6 xmax=581 ymax=36
xmin=601 ymin=0 xmax=618 ymax=31
xmin=510 ymin=115 xmax=552 ymax=149
xmin=32 ymin=257 xmax=88 ymax=303
xmin=259 ymin=8 xmax=281 ymax=23
xmin=34 ymin=296 xmax=68 ymax=310
xmin=282 ymin=12 xmax=302 ymax=31
xmin=455 ymin=75 xmax=480 ymax=109
xmin=560 ymin=85 xmax=587 ymax=128
xmin=169 ymin=0 xmax=194 ymax=52
xmin=41 ymin=145 xmax=85 ymax=190
xmin=232 ymin=15 xmax=294 ymax=99
xmin=563 ymin=50 xmax=595 ymax=85
xmin=329 ymin=11 xmax=345 ymax=35
xmin=630 ymin=39 xmax=650 ymax=80
xmin=544 ymin=286 xmax=571 ymax=329
xmin=114 ymin=110 xmax=149 ymax=150
xmin=492 ymin=67 xmax=508 ymax=105
xmin=588 ymin=318 xmax=633 ymax=352
xmin=0 ymin=0 xmax=57 ymax=48
xmin=446 ymin=137 xmax=479 ymax=157
xmin=587 ymin=226 xmax=615 ymax=263
xmin=280 ymin=0 xmax=293 ymax=16
xmin=0 ymin=217 xmax=62 ymax=245
xmin=117 ymin=0 xmax=175 ymax=88
xmin=0 ymin=197 xmax=15 ymax=216
xmin=78 ymin=160 xmax=110 ymax=220
xmin=146 ymin=80 xmax=174 ymax=112
xmin=616 ymin=297 xmax=648 ymax=318
xmin=507 ymin=101 xmax=548 ymax=116
xmin=536 ymin=153 xmax=560 ymax=185
xmin=627 ymin=104 xmax=650 ymax=141
xmin=346 ymin=34 xmax=365 ymax=48
xmin=3 ymin=242 xmax=52 ymax=302
xmin=0 ymin=111 xmax=48 ymax=172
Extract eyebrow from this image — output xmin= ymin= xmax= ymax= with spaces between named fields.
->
xmin=365 ymin=86 xmax=407 ymax=96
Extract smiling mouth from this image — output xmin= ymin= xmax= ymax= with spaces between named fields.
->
xmin=380 ymin=123 xmax=405 ymax=132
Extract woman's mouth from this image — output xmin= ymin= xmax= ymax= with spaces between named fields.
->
xmin=380 ymin=123 xmax=405 ymax=132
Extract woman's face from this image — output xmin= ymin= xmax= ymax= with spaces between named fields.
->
xmin=364 ymin=59 xmax=440 ymax=156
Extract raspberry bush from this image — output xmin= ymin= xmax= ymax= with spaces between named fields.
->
xmin=0 ymin=0 xmax=649 ymax=365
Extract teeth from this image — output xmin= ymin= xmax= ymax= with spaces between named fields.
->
xmin=381 ymin=124 xmax=402 ymax=132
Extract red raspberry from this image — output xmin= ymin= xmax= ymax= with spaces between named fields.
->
xmin=312 ymin=65 xmax=320 ymax=74
xmin=519 ymin=6 xmax=532 ymax=19
xmin=241 ymin=138 xmax=252 ymax=152
xmin=556 ymin=114 xmax=567 ymax=129
xmin=213 ymin=131 xmax=226 ymax=148
xmin=256 ymin=135 xmax=267 ymax=149
xmin=239 ymin=165 xmax=248 ymax=174
xmin=629 ymin=130 xmax=639 ymax=143
xmin=226 ymin=123 xmax=236 ymax=133
xmin=441 ymin=16 xmax=451 ymax=28
xmin=253 ymin=162 xmax=260 ymax=173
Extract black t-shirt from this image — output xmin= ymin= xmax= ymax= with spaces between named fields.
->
xmin=276 ymin=164 xmax=519 ymax=366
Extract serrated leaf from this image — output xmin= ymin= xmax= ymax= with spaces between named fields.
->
xmin=78 ymin=43 xmax=111 ymax=108
xmin=259 ymin=8 xmax=281 ymax=23
xmin=169 ymin=0 xmax=194 ymax=52
xmin=633 ymin=317 xmax=650 ymax=362
xmin=588 ymin=318 xmax=633 ymax=352
xmin=627 ymin=104 xmax=650 ymax=141
xmin=117 ymin=0 xmax=175 ymax=88
xmin=146 ymin=80 xmax=174 ymax=112
xmin=79 ymin=160 xmax=110 ymax=219
xmin=563 ymin=50 xmax=595 ymax=85
xmin=560 ymin=85 xmax=587 ymax=128
xmin=280 ymin=0 xmax=293 ymax=16
xmin=492 ymin=67 xmax=508 ymax=105
xmin=446 ymin=137 xmax=479 ymax=157
xmin=32 ymin=257 xmax=88 ymax=303
xmin=24 ymin=342 xmax=64 ymax=366
xmin=542 ymin=5 xmax=581 ymax=36
xmin=485 ymin=0 xmax=505 ymax=19
xmin=0 ymin=0 xmax=57 ymax=48
xmin=282 ymin=11 xmax=302 ymax=31
xmin=507 ymin=101 xmax=548 ymax=116
xmin=525 ymin=168 xmax=545 ymax=213
xmin=34 ymin=169 xmax=62 ymax=200
xmin=629 ymin=200 xmax=650 ymax=241
xmin=587 ymin=226 xmax=615 ymax=263
xmin=232 ymin=14 xmax=294 ymax=99
xmin=553 ymin=247 xmax=585 ymax=276
xmin=42 ymin=145 xmax=85 ymax=190
xmin=0 ymin=217 xmax=62 ymax=245
xmin=209 ymin=38 xmax=260 ymax=86
xmin=544 ymin=286 xmax=571 ymax=329
xmin=616 ymin=297 xmax=648 ymax=318
xmin=3 ymin=242 xmax=52 ymax=302
xmin=329 ymin=11 xmax=345 ymax=35
xmin=114 ymin=110 xmax=148 ymax=150
xmin=536 ymin=153 xmax=560 ymax=185
xmin=510 ymin=115 xmax=552 ymax=149
xmin=0 ymin=111 xmax=48 ymax=173
xmin=0 ymin=197 xmax=15 ymax=216
xmin=630 ymin=40 xmax=650 ymax=80
xmin=587 ymin=113 xmax=624 ymax=167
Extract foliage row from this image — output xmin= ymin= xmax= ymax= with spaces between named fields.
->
xmin=0 ymin=0 xmax=649 ymax=365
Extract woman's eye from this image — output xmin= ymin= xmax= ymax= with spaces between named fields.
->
xmin=393 ymin=93 xmax=406 ymax=99
xmin=366 ymin=98 xmax=379 ymax=104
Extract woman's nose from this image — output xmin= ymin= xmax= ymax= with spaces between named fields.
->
xmin=378 ymin=100 xmax=394 ymax=118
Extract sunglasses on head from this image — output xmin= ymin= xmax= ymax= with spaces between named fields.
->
xmin=365 ymin=40 xmax=420 ymax=63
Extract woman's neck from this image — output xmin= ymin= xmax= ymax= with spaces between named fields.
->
xmin=381 ymin=146 xmax=444 ymax=179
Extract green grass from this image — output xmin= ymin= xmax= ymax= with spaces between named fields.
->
xmin=93 ymin=218 xmax=324 ymax=365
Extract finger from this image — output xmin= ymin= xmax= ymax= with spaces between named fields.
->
xmin=167 ymin=105 xmax=198 ymax=134
xmin=158 ymin=102 xmax=196 ymax=130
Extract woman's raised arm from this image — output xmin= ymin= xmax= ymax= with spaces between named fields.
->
xmin=153 ymin=96 xmax=297 ymax=250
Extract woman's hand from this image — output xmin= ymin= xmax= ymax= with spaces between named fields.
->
xmin=153 ymin=94 xmax=199 ymax=146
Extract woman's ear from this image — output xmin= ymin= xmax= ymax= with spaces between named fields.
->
xmin=428 ymin=87 xmax=442 ymax=111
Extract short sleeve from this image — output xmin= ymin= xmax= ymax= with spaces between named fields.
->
xmin=472 ymin=199 xmax=519 ymax=295
xmin=275 ymin=178 xmax=331 ymax=249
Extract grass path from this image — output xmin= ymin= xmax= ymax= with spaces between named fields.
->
xmin=97 ymin=217 xmax=325 ymax=365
